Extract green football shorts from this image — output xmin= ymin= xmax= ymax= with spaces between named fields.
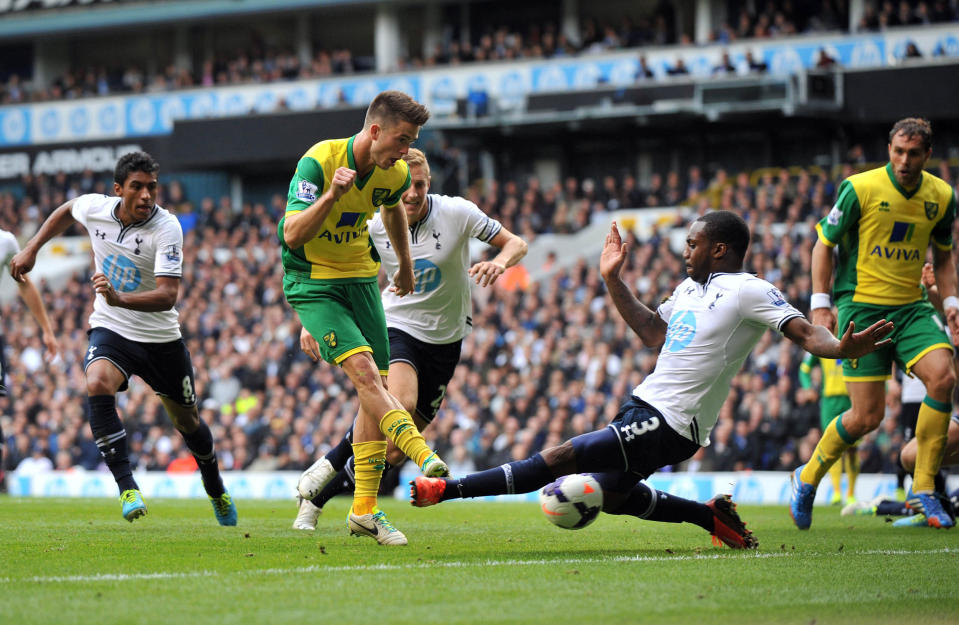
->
xmin=820 ymin=394 xmax=852 ymax=431
xmin=283 ymin=277 xmax=390 ymax=375
xmin=837 ymin=298 xmax=953 ymax=381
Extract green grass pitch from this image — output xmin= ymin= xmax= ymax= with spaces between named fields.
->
xmin=2 ymin=496 xmax=957 ymax=625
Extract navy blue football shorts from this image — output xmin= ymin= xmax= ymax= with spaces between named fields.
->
xmin=85 ymin=327 xmax=197 ymax=406
xmin=571 ymin=396 xmax=699 ymax=479
xmin=387 ymin=327 xmax=461 ymax=424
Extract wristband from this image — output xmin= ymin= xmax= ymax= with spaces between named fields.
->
xmin=810 ymin=293 xmax=832 ymax=310
xmin=944 ymin=296 xmax=959 ymax=312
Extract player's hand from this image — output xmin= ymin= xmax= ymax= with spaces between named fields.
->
xmin=9 ymin=248 xmax=37 ymax=283
xmin=920 ymin=262 xmax=936 ymax=289
xmin=469 ymin=260 xmax=506 ymax=287
xmin=91 ymin=273 xmax=121 ymax=306
xmin=299 ymin=326 xmax=320 ymax=363
xmin=390 ymin=266 xmax=415 ymax=297
xmin=837 ymin=318 xmax=894 ymax=358
xmin=41 ymin=331 xmax=61 ymax=363
xmin=329 ymin=167 xmax=356 ymax=200
xmin=600 ymin=222 xmax=628 ymax=282
xmin=811 ymin=307 xmax=837 ymax=333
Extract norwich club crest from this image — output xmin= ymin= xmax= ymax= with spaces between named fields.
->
xmin=925 ymin=201 xmax=939 ymax=220
xmin=323 ymin=331 xmax=337 ymax=348
xmin=371 ymin=188 xmax=390 ymax=207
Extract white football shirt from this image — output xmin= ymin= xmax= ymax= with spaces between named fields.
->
xmin=634 ymin=272 xmax=803 ymax=446
xmin=369 ymin=194 xmax=502 ymax=344
xmin=0 ymin=229 xmax=20 ymax=269
xmin=71 ymin=194 xmax=183 ymax=342
xmin=0 ymin=230 xmax=19 ymax=335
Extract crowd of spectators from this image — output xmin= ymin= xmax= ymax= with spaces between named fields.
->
xmin=857 ymin=0 xmax=959 ymax=31
xmin=4 ymin=1 xmax=956 ymax=106
xmin=2 ymin=152 xmax=957 ymax=490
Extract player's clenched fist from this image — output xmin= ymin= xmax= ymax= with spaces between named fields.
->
xmin=329 ymin=167 xmax=356 ymax=200
xmin=92 ymin=272 xmax=121 ymax=306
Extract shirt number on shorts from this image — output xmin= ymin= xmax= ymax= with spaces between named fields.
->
xmin=182 ymin=376 xmax=196 ymax=404
xmin=430 ymin=385 xmax=448 ymax=412
xmin=620 ymin=416 xmax=660 ymax=442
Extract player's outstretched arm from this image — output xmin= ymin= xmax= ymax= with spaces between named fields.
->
xmin=10 ymin=200 xmax=78 ymax=282
xmin=600 ymin=222 xmax=667 ymax=348
xmin=469 ymin=228 xmax=528 ymax=287
xmin=15 ymin=274 xmax=60 ymax=360
xmin=783 ymin=316 xmax=893 ymax=360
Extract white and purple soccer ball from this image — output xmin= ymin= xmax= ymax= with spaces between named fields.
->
xmin=539 ymin=473 xmax=603 ymax=530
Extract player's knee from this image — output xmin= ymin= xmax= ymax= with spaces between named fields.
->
xmin=169 ymin=406 xmax=200 ymax=432
xmin=926 ymin=369 xmax=956 ymax=400
xmin=345 ymin=356 xmax=383 ymax=393
xmin=848 ymin=407 xmax=883 ymax=433
xmin=85 ymin=376 xmax=118 ymax=396
xmin=541 ymin=441 xmax=576 ymax=476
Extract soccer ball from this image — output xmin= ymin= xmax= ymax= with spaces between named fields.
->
xmin=539 ymin=473 xmax=603 ymax=530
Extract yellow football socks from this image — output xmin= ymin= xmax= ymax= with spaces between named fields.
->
xmin=912 ymin=397 xmax=950 ymax=493
xmin=844 ymin=447 xmax=859 ymax=501
xmin=828 ymin=460 xmax=843 ymax=500
xmin=351 ymin=440 xmax=387 ymax=516
xmin=379 ymin=409 xmax=433 ymax=467
xmin=801 ymin=414 xmax=856 ymax=486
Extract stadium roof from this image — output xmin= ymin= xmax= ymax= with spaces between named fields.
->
xmin=0 ymin=0 xmax=379 ymax=40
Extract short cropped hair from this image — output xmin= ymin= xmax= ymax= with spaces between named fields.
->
xmin=889 ymin=117 xmax=932 ymax=151
xmin=364 ymin=90 xmax=430 ymax=130
xmin=114 ymin=151 xmax=160 ymax=185
xmin=403 ymin=147 xmax=430 ymax=176
xmin=697 ymin=210 xmax=750 ymax=261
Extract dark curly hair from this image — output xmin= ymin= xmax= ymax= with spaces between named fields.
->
xmin=889 ymin=117 xmax=932 ymax=152
xmin=114 ymin=151 xmax=160 ymax=185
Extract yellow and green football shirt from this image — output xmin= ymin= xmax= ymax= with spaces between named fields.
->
xmin=279 ymin=135 xmax=411 ymax=282
xmin=799 ymin=353 xmax=847 ymax=398
xmin=816 ymin=163 xmax=956 ymax=305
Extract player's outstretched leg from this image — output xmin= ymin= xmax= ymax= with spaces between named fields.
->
xmin=789 ymin=465 xmax=817 ymax=530
xmin=602 ymin=478 xmax=757 ymax=549
xmin=348 ymin=508 xmax=408 ymax=545
xmin=120 ymin=489 xmax=147 ymax=522
xmin=706 ymin=494 xmax=758 ymax=549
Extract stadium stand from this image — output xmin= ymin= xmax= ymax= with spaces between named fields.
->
xmin=2 ymin=152 xmax=955 ymax=480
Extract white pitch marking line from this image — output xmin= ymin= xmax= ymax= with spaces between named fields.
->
xmin=3 ymin=547 xmax=957 ymax=585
